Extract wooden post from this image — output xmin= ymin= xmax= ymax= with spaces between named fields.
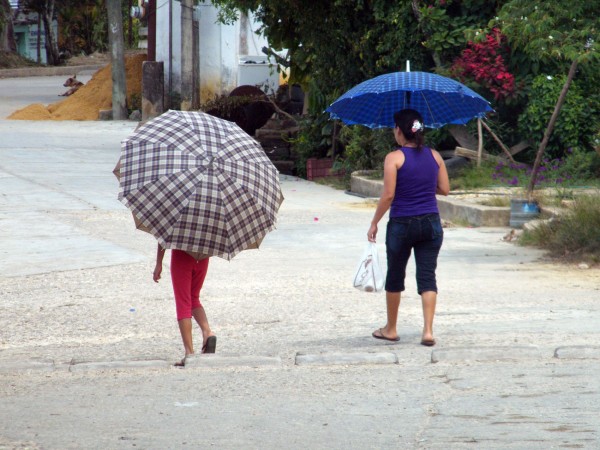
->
xmin=180 ymin=0 xmax=194 ymax=111
xmin=480 ymin=120 xmax=517 ymax=163
xmin=142 ymin=61 xmax=164 ymax=121
xmin=147 ymin=0 xmax=156 ymax=62
xmin=477 ymin=119 xmax=483 ymax=167
xmin=106 ymin=0 xmax=128 ymax=120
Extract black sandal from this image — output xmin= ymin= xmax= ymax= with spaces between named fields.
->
xmin=202 ymin=336 xmax=217 ymax=354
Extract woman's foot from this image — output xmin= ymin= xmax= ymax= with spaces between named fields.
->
xmin=420 ymin=333 xmax=436 ymax=346
xmin=372 ymin=327 xmax=400 ymax=342
xmin=202 ymin=335 xmax=217 ymax=354
xmin=174 ymin=353 xmax=195 ymax=367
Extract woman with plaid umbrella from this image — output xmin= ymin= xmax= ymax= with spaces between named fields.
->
xmin=153 ymin=245 xmax=217 ymax=366
xmin=367 ymin=109 xmax=450 ymax=347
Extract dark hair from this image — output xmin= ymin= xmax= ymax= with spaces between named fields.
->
xmin=393 ymin=109 xmax=425 ymax=150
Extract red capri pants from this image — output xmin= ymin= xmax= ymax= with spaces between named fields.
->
xmin=170 ymin=250 xmax=209 ymax=321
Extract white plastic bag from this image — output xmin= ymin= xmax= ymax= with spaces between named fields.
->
xmin=352 ymin=242 xmax=385 ymax=292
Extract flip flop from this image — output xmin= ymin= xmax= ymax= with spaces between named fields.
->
xmin=420 ymin=339 xmax=436 ymax=347
xmin=174 ymin=353 xmax=195 ymax=367
xmin=372 ymin=328 xmax=400 ymax=342
xmin=202 ymin=336 xmax=217 ymax=354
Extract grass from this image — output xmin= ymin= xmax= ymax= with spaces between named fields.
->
xmin=450 ymin=164 xmax=496 ymax=190
xmin=313 ymin=176 xmax=348 ymax=191
xmin=520 ymin=195 xmax=600 ymax=264
xmin=478 ymin=196 xmax=510 ymax=207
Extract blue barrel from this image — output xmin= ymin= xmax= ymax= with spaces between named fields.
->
xmin=509 ymin=199 xmax=540 ymax=228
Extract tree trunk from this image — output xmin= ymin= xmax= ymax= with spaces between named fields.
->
xmin=41 ymin=0 xmax=59 ymax=65
xmin=36 ymin=14 xmax=41 ymax=63
xmin=526 ymin=59 xmax=579 ymax=198
xmin=180 ymin=0 xmax=193 ymax=111
xmin=106 ymin=0 xmax=128 ymax=120
xmin=0 ymin=0 xmax=17 ymax=53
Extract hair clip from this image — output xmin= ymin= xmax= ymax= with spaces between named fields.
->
xmin=411 ymin=120 xmax=423 ymax=133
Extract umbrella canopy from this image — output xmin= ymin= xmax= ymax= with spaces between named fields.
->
xmin=326 ymin=71 xmax=493 ymax=129
xmin=117 ymin=110 xmax=283 ymax=260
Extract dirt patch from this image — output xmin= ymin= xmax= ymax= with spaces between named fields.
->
xmin=0 ymin=51 xmax=39 ymax=69
xmin=64 ymin=51 xmax=111 ymax=67
xmin=8 ymin=53 xmax=146 ymax=121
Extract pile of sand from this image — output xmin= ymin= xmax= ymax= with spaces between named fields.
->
xmin=9 ymin=53 xmax=147 ymax=121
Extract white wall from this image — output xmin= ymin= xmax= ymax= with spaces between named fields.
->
xmin=155 ymin=1 xmax=278 ymax=104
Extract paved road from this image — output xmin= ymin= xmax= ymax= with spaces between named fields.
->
xmin=0 ymin=77 xmax=599 ymax=449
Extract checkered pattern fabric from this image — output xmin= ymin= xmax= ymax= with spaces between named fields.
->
xmin=326 ymin=71 xmax=493 ymax=129
xmin=118 ymin=110 xmax=283 ymax=260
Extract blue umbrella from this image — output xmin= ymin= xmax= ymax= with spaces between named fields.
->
xmin=326 ymin=71 xmax=493 ymax=129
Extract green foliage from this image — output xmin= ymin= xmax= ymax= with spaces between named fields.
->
xmin=338 ymin=126 xmax=395 ymax=175
xmin=559 ymin=148 xmax=600 ymax=181
xmin=520 ymin=195 xmax=600 ymax=263
xmin=455 ymin=148 xmax=600 ymax=190
xmin=517 ymin=74 xmax=595 ymax=159
xmin=418 ymin=0 xmax=499 ymax=66
xmin=290 ymin=114 xmax=333 ymax=177
xmin=495 ymin=1 xmax=600 ymax=64
xmin=451 ymin=162 xmax=497 ymax=190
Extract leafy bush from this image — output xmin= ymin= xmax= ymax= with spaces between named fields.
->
xmin=520 ymin=195 xmax=600 ymax=263
xmin=338 ymin=126 xmax=395 ymax=177
xmin=290 ymin=115 xmax=333 ymax=178
xmin=518 ymin=74 xmax=595 ymax=159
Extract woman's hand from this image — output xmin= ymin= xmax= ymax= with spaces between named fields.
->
xmin=153 ymin=264 xmax=162 ymax=283
xmin=367 ymin=223 xmax=378 ymax=242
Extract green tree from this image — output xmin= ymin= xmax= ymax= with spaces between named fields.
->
xmin=0 ymin=0 xmax=17 ymax=53
xmin=208 ymin=0 xmax=505 ymax=173
xmin=23 ymin=0 xmax=60 ymax=65
xmin=494 ymin=0 xmax=600 ymax=196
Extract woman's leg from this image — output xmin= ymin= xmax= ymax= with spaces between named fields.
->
xmin=177 ymin=318 xmax=194 ymax=355
xmin=188 ymin=258 xmax=214 ymax=348
xmin=376 ymin=219 xmax=411 ymax=341
xmin=192 ymin=305 xmax=215 ymax=348
xmin=381 ymin=290 xmax=401 ymax=339
xmin=171 ymin=251 xmax=195 ymax=356
xmin=414 ymin=215 xmax=443 ymax=345
xmin=421 ymin=290 xmax=436 ymax=343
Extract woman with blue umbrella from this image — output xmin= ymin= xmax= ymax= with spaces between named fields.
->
xmin=367 ymin=109 xmax=450 ymax=346
xmin=328 ymin=70 xmax=490 ymax=346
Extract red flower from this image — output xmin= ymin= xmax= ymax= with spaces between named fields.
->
xmin=450 ymin=29 xmax=516 ymax=100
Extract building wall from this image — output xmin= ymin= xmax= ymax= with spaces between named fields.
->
xmin=12 ymin=12 xmax=58 ymax=65
xmin=155 ymin=1 xmax=278 ymax=105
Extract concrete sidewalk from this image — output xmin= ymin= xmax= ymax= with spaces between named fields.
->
xmin=0 ymin=81 xmax=599 ymax=448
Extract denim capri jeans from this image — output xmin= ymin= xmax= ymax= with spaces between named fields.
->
xmin=385 ymin=213 xmax=443 ymax=294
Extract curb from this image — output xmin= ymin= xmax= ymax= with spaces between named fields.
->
xmin=69 ymin=359 xmax=171 ymax=372
xmin=0 ymin=64 xmax=104 ymax=79
xmin=349 ymin=171 xmax=511 ymax=227
xmin=2 ymin=346 xmax=600 ymax=373
xmin=554 ymin=346 xmax=600 ymax=360
xmin=183 ymin=355 xmax=282 ymax=368
xmin=295 ymin=351 xmax=398 ymax=366
xmin=431 ymin=346 xmax=547 ymax=363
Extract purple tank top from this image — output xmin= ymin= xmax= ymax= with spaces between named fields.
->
xmin=389 ymin=146 xmax=440 ymax=218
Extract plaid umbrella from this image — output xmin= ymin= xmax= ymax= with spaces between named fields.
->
xmin=326 ymin=71 xmax=493 ymax=129
xmin=117 ymin=110 xmax=283 ymax=260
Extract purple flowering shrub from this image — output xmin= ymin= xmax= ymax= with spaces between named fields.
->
xmin=492 ymin=148 xmax=599 ymax=187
